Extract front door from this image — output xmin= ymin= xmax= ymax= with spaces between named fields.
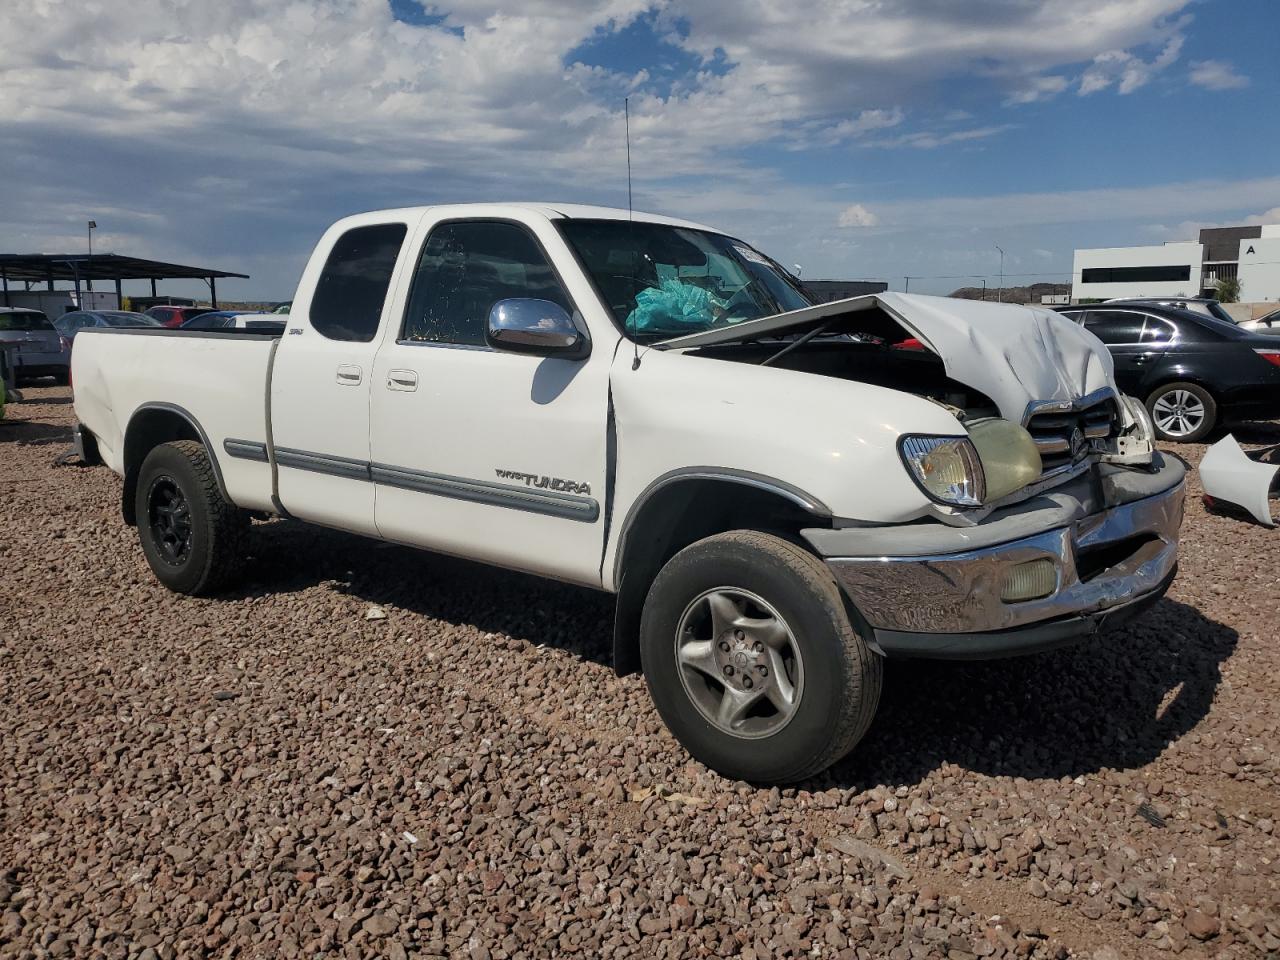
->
xmin=270 ymin=219 xmax=412 ymax=536
xmin=369 ymin=215 xmax=612 ymax=587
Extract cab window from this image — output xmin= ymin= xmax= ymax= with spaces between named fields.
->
xmin=400 ymin=220 xmax=571 ymax=347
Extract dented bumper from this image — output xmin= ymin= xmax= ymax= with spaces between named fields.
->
xmin=804 ymin=453 xmax=1185 ymax=658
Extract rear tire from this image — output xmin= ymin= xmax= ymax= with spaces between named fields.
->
xmin=1146 ymin=381 xmax=1216 ymax=442
xmin=640 ymin=530 xmax=881 ymax=784
xmin=135 ymin=440 xmax=248 ymax=595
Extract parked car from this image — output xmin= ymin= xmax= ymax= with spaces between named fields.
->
xmin=179 ymin=310 xmax=251 ymax=329
xmin=0 ymin=307 xmax=70 ymax=383
xmin=272 ymin=301 xmax=292 ymax=315
xmin=56 ymin=310 xmax=160 ymax=343
xmin=145 ymin=305 xmax=214 ymax=328
xmin=1057 ymin=303 xmax=1280 ymax=441
xmin=69 ymin=203 xmax=1183 ymax=783
xmin=181 ymin=311 xmax=287 ymax=333
xmin=1102 ymin=296 xmax=1240 ymax=326
xmin=1237 ymin=305 xmax=1280 ymax=335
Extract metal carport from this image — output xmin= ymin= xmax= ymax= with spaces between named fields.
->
xmin=0 ymin=253 xmax=249 ymax=309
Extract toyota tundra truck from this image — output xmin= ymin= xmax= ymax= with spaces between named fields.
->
xmin=70 ymin=203 xmax=1184 ymax=783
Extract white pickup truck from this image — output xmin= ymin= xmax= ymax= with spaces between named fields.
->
xmin=72 ymin=203 xmax=1185 ymax=783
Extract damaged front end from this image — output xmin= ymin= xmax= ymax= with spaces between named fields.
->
xmin=662 ymin=291 xmax=1158 ymax=519
xmin=1200 ymin=434 xmax=1280 ymax=527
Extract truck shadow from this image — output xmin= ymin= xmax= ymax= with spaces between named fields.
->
xmin=0 ymin=419 xmax=74 ymax=445
xmin=823 ymin=597 xmax=1237 ymax=789
xmin=228 ymin=521 xmax=1235 ymax=785
xmin=231 ymin=518 xmax=617 ymax=668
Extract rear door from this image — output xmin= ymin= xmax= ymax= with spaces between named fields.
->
xmin=269 ymin=216 xmax=414 ymax=535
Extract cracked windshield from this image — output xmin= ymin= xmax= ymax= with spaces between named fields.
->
xmin=559 ymin=219 xmax=812 ymax=342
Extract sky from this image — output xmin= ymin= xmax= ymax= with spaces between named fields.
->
xmin=1 ymin=0 xmax=1277 ymax=300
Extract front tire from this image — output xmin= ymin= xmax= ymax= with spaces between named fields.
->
xmin=1146 ymin=381 xmax=1216 ymax=442
xmin=135 ymin=440 xmax=248 ymax=595
xmin=640 ymin=531 xmax=881 ymax=783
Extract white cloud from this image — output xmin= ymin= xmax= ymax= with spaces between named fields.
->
xmin=837 ymin=203 xmax=880 ymax=228
xmin=0 ymin=0 xmax=1219 ymax=297
xmin=862 ymin=125 xmax=1014 ymax=150
xmin=1246 ymin=206 xmax=1280 ymax=226
xmin=1188 ymin=59 xmax=1249 ymax=91
xmin=1078 ymin=32 xmax=1184 ymax=96
xmin=1006 ymin=75 xmax=1069 ymax=105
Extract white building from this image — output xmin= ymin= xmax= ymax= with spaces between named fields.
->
xmin=1071 ymin=241 xmax=1203 ymax=301
xmin=1237 ymin=229 xmax=1280 ymax=303
xmin=1072 ymin=223 xmax=1280 ymax=303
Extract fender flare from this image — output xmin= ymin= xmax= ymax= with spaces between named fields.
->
xmin=122 ymin=402 xmax=231 ymax=523
xmin=608 ymin=468 xmax=831 ymax=676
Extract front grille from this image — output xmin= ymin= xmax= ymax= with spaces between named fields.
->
xmin=1025 ymin=395 xmax=1118 ymax=475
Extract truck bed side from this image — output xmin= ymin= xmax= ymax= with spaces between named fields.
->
xmin=72 ymin=328 xmax=278 ymax=513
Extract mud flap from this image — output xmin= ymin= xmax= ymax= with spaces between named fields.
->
xmin=1199 ymin=434 xmax=1280 ymax=527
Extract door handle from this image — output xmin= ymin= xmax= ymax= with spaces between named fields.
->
xmin=1133 ymin=354 xmax=1152 ymax=365
xmin=336 ymin=364 xmax=363 ymax=385
xmin=387 ymin=369 xmax=419 ymax=392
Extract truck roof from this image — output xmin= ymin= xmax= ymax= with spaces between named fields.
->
xmin=342 ymin=202 xmax=718 ymax=234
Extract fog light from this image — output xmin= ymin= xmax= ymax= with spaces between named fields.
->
xmin=1000 ymin=559 xmax=1057 ymax=603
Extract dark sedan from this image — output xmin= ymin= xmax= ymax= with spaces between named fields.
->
xmin=1058 ymin=302 xmax=1280 ymax=441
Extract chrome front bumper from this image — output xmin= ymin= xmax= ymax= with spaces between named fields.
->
xmin=806 ymin=455 xmax=1185 ymax=658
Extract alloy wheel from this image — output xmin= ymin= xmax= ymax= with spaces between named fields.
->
xmin=1151 ymin=389 xmax=1206 ymax=438
xmin=674 ymin=587 xmax=805 ymax=739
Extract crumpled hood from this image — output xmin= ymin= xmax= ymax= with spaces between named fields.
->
xmin=874 ymin=292 xmax=1116 ymax=421
xmin=661 ymin=291 xmax=1117 ymax=422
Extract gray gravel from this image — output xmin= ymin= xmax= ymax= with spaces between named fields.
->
xmin=1 ymin=384 xmax=1278 ymax=959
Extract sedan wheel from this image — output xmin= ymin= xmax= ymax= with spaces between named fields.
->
xmin=1146 ymin=382 xmax=1217 ymax=442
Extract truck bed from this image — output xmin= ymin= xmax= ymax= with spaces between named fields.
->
xmin=72 ymin=328 xmax=280 ymax=513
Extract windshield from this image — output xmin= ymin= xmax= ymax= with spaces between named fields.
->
xmin=0 ymin=311 xmax=54 ymax=332
xmin=558 ymin=219 xmax=811 ymax=342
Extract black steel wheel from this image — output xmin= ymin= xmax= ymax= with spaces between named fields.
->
xmin=135 ymin=440 xmax=248 ymax=595
xmin=146 ymin=475 xmax=193 ymax=565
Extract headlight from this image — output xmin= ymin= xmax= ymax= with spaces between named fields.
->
xmin=900 ymin=435 xmax=985 ymax=506
xmin=967 ymin=419 xmax=1042 ymax=502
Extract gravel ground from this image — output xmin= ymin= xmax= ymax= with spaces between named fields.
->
xmin=2 ymin=384 xmax=1278 ymax=960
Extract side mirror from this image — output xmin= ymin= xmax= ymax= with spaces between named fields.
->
xmin=486 ymin=299 xmax=589 ymax=359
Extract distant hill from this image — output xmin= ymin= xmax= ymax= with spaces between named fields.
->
xmin=947 ymin=281 xmax=1070 ymax=304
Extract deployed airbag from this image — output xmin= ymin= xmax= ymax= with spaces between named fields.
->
xmin=1199 ymin=434 xmax=1280 ymax=527
xmin=627 ymin=279 xmax=728 ymax=334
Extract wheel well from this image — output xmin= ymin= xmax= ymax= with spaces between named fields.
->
xmin=611 ymin=478 xmax=828 ymax=676
xmin=121 ymin=406 xmax=210 ymax=525
xmin=1144 ymin=378 xmax=1216 ymax=403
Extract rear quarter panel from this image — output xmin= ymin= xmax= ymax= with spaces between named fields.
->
xmin=72 ymin=329 xmax=278 ymax=512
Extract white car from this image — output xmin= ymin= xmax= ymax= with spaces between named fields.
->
xmin=0 ymin=306 xmax=70 ymax=383
xmin=70 ymin=203 xmax=1184 ymax=782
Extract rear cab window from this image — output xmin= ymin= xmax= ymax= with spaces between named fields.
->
xmin=310 ymin=223 xmax=409 ymax=342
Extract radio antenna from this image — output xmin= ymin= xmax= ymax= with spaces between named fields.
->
xmin=626 ymin=97 xmax=641 ymax=370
